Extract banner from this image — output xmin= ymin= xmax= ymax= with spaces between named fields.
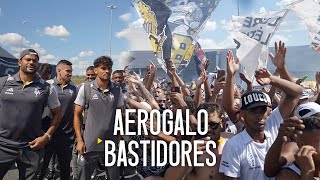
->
xmin=231 ymin=10 xmax=287 ymax=78
xmin=134 ymin=0 xmax=221 ymax=73
xmin=193 ymin=42 xmax=208 ymax=76
xmin=288 ymin=0 xmax=320 ymax=52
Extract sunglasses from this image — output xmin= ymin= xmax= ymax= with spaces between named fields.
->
xmin=201 ymin=122 xmax=220 ymax=130
xmin=208 ymin=122 xmax=220 ymax=130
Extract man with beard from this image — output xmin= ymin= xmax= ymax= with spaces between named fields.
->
xmin=219 ymin=51 xmax=303 ymax=180
xmin=85 ymin=66 xmax=96 ymax=82
xmin=184 ymin=102 xmax=226 ymax=180
xmin=112 ymin=70 xmax=125 ymax=87
xmin=38 ymin=60 xmax=77 ymax=180
xmin=74 ymin=56 xmax=124 ymax=180
xmin=0 ymin=49 xmax=62 ymax=179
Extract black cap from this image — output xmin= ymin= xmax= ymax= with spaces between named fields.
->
xmin=19 ymin=49 xmax=39 ymax=60
xmin=240 ymin=91 xmax=269 ymax=110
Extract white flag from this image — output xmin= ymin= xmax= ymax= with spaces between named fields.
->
xmin=288 ymin=0 xmax=320 ymax=52
xmin=231 ymin=10 xmax=287 ymax=78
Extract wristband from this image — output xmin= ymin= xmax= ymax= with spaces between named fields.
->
xmin=45 ymin=133 xmax=52 ymax=142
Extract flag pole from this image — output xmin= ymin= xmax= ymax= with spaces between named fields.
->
xmin=237 ymin=0 xmax=245 ymax=87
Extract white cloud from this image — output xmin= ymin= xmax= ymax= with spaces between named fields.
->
xmin=258 ymin=7 xmax=267 ymax=14
xmin=44 ymin=25 xmax=70 ymax=37
xmin=220 ymin=20 xmax=233 ymax=31
xmin=116 ymin=28 xmax=151 ymax=50
xmin=41 ymin=54 xmax=56 ymax=63
xmin=69 ymin=56 xmax=79 ymax=62
xmin=79 ymin=50 xmax=95 ymax=57
xmin=128 ymin=18 xmax=144 ymax=29
xmin=68 ymin=52 xmax=99 ymax=75
xmin=0 ymin=32 xmax=59 ymax=65
xmin=278 ymin=20 xmax=307 ymax=32
xmin=119 ymin=13 xmax=132 ymax=21
xmin=71 ymin=59 xmax=93 ymax=75
xmin=117 ymin=51 xmax=134 ymax=69
xmin=203 ymin=20 xmax=217 ymax=32
xmin=277 ymin=18 xmax=307 ymax=33
xmin=276 ymin=0 xmax=296 ymax=7
xmin=0 ymin=33 xmax=29 ymax=46
xmin=0 ymin=8 xmax=3 ymax=16
xmin=29 ymin=43 xmax=47 ymax=55
xmin=198 ymin=34 xmax=235 ymax=49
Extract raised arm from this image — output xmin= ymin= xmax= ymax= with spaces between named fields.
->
xmin=209 ymin=76 xmax=225 ymax=103
xmin=239 ymin=72 xmax=252 ymax=92
xmin=127 ymin=74 xmax=160 ymax=110
xmin=194 ymin=70 xmax=207 ymax=107
xmin=269 ymin=41 xmax=294 ymax=83
xmin=222 ymin=50 xmax=239 ymax=121
xmin=264 ymin=117 xmax=303 ymax=177
xmin=255 ymin=68 xmax=303 ymax=119
xmin=145 ymin=60 xmax=157 ymax=91
xmin=171 ymin=68 xmax=191 ymax=96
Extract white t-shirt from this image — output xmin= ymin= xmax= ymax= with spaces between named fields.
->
xmin=219 ymin=107 xmax=282 ymax=180
xmin=225 ymin=118 xmax=238 ymax=134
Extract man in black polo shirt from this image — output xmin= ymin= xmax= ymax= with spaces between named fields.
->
xmin=112 ymin=70 xmax=124 ymax=87
xmin=38 ymin=60 xmax=78 ymax=180
xmin=74 ymin=56 xmax=124 ymax=180
xmin=0 ymin=49 xmax=62 ymax=180
xmin=85 ymin=66 xmax=96 ymax=82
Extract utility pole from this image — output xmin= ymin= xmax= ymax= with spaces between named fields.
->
xmin=20 ymin=20 xmax=28 ymax=53
xmin=107 ymin=5 xmax=117 ymax=57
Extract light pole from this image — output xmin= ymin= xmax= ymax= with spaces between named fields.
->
xmin=237 ymin=0 xmax=240 ymax=16
xmin=20 ymin=20 xmax=27 ymax=53
xmin=107 ymin=5 xmax=117 ymax=57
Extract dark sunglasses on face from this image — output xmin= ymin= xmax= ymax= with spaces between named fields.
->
xmin=201 ymin=122 xmax=220 ymax=130
xmin=208 ymin=122 xmax=220 ymax=130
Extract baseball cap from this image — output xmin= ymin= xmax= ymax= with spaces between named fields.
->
xmin=294 ymin=102 xmax=320 ymax=119
xmin=19 ymin=49 xmax=39 ymax=60
xmin=240 ymin=91 xmax=269 ymax=110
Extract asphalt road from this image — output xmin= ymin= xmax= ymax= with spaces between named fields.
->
xmin=3 ymin=168 xmax=107 ymax=180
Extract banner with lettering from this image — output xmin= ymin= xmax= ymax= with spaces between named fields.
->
xmin=231 ymin=10 xmax=287 ymax=78
xmin=133 ymin=0 xmax=221 ymax=73
xmin=287 ymin=0 xmax=320 ymax=52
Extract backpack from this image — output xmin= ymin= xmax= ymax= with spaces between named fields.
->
xmin=82 ymin=82 xmax=91 ymax=128
xmin=0 ymin=76 xmax=8 ymax=94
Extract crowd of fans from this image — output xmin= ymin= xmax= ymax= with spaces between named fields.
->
xmin=0 ymin=40 xmax=320 ymax=180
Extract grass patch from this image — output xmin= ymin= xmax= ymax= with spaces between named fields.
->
xmin=72 ymin=76 xmax=86 ymax=85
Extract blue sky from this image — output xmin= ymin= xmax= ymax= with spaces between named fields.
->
xmin=0 ymin=0 xmax=311 ymax=75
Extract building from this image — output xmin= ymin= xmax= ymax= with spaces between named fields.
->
xmin=0 ymin=46 xmax=19 ymax=77
xmin=128 ymin=45 xmax=320 ymax=84
xmin=0 ymin=46 xmax=57 ymax=78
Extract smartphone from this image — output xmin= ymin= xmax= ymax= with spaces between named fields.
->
xmin=171 ymin=86 xmax=180 ymax=93
xmin=217 ymin=70 xmax=226 ymax=81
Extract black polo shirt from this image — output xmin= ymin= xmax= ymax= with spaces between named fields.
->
xmin=48 ymin=78 xmax=77 ymax=138
xmin=0 ymin=73 xmax=60 ymax=148
xmin=74 ymin=79 xmax=123 ymax=152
